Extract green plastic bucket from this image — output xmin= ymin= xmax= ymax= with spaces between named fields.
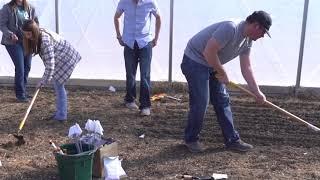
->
xmin=54 ymin=143 xmax=95 ymax=180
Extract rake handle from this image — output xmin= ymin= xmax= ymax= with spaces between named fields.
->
xmin=229 ymin=81 xmax=320 ymax=131
xmin=18 ymin=88 xmax=40 ymax=132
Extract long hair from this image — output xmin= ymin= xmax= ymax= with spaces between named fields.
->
xmin=22 ymin=19 xmax=41 ymax=55
xmin=9 ymin=0 xmax=29 ymax=10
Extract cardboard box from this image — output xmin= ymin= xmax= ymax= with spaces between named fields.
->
xmin=92 ymin=142 xmax=118 ymax=178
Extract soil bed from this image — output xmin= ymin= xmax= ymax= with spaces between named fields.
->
xmin=0 ymin=84 xmax=320 ymax=179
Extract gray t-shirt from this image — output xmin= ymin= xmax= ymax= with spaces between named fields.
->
xmin=184 ymin=21 xmax=252 ymax=68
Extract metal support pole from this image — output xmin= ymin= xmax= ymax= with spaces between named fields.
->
xmin=295 ymin=0 xmax=309 ymax=94
xmin=168 ymin=0 xmax=174 ymax=82
xmin=55 ymin=0 xmax=60 ymax=34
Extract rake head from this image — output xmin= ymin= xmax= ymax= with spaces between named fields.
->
xmin=13 ymin=133 xmax=25 ymax=146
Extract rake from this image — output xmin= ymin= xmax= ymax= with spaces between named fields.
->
xmin=13 ymin=88 xmax=41 ymax=145
xmin=229 ymin=81 xmax=320 ymax=132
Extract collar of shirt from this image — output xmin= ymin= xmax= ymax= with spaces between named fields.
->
xmin=133 ymin=0 xmax=145 ymax=5
xmin=122 ymin=0 xmax=156 ymax=49
xmin=232 ymin=21 xmax=247 ymax=46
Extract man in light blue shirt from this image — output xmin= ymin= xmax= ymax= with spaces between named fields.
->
xmin=181 ymin=11 xmax=272 ymax=153
xmin=114 ymin=0 xmax=161 ymax=116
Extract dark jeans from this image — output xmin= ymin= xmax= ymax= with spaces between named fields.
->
xmin=181 ymin=55 xmax=240 ymax=146
xmin=5 ymin=43 xmax=32 ymax=99
xmin=124 ymin=41 xmax=152 ymax=109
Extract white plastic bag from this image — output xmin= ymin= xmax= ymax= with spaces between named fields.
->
xmin=104 ymin=156 xmax=126 ymax=180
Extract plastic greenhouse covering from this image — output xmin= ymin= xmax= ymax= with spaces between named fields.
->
xmin=0 ymin=0 xmax=319 ymax=87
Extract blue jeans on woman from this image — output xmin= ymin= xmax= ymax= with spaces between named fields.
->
xmin=53 ymin=80 xmax=67 ymax=121
xmin=124 ymin=41 xmax=152 ymax=109
xmin=181 ymin=55 xmax=240 ymax=146
xmin=5 ymin=42 xmax=32 ymax=100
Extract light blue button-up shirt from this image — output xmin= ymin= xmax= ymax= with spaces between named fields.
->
xmin=116 ymin=0 xmax=159 ymax=49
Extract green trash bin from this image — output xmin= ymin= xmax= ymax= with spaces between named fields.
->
xmin=54 ymin=143 xmax=95 ymax=180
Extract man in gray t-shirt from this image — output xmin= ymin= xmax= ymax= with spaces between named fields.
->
xmin=181 ymin=11 xmax=272 ymax=153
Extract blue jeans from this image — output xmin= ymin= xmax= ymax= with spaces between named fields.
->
xmin=5 ymin=43 xmax=32 ymax=99
xmin=124 ymin=41 xmax=152 ymax=109
xmin=53 ymin=80 xmax=67 ymax=120
xmin=181 ymin=55 xmax=240 ymax=146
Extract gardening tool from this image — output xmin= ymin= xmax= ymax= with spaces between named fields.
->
xmin=228 ymin=81 xmax=320 ymax=132
xmin=151 ymin=93 xmax=181 ymax=101
xmin=13 ymin=88 xmax=41 ymax=145
xmin=175 ymin=174 xmax=214 ymax=180
xmin=49 ymin=140 xmax=64 ymax=154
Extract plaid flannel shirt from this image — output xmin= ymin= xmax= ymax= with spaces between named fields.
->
xmin=39 ymin=30 xmax=81 ymax=85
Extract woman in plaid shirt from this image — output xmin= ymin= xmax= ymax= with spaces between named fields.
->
xmin=21 ymin=19 xmax=81 ymax=122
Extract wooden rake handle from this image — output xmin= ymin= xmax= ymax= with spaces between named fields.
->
xmin=228 ymin=81 xmax=320 ymax=132
xmin=18 ymin=88 xmax=41 ymax=132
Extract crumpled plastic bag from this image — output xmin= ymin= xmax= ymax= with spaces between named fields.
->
xmin=81 ymin=119 xmax=104 ymax=148
xmin=104 ymin=156 xmax=126 ymax=180
xmin=68 ymin=123 xmax=82 ymax=137
xmin=68 ymin=123 xmax=83 ymax=153
xmin=94 ymin=120 xmax=103 ymax=135
xmin=85 ymin=119 xmax=95 ymax=132
xmin=85 ymin=119 xmax=104 ymax=135
xmin=108 ymin=86 xmax=116 ymax=92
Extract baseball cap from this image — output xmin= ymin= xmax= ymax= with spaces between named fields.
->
xmin=250 ymin=11 xmax=272 ymax=37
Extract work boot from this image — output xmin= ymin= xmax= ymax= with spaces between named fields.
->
xmin=226 ymin=140 xmax=253 ymax=152
xmin=185 ymin=141 xmax=204 ymax=153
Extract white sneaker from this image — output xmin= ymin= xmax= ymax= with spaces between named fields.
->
xmin=125 ymin=102 xmax=138 ymax=110
xmin=140 ymin=108 xmax=151 ymax=116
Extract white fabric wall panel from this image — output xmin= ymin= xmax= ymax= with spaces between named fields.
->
xmin=0 ymin=0 xmax=56 ymax=79
xmin=172 ymin=0 xmax=304 ymax=86
xmin=58 ymin=0 xmax=169 ymax=81
xmin=0 ymin=0 xmax=318 ymax=87
xmin=301 ymin=0 xmax=320 ymax=87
